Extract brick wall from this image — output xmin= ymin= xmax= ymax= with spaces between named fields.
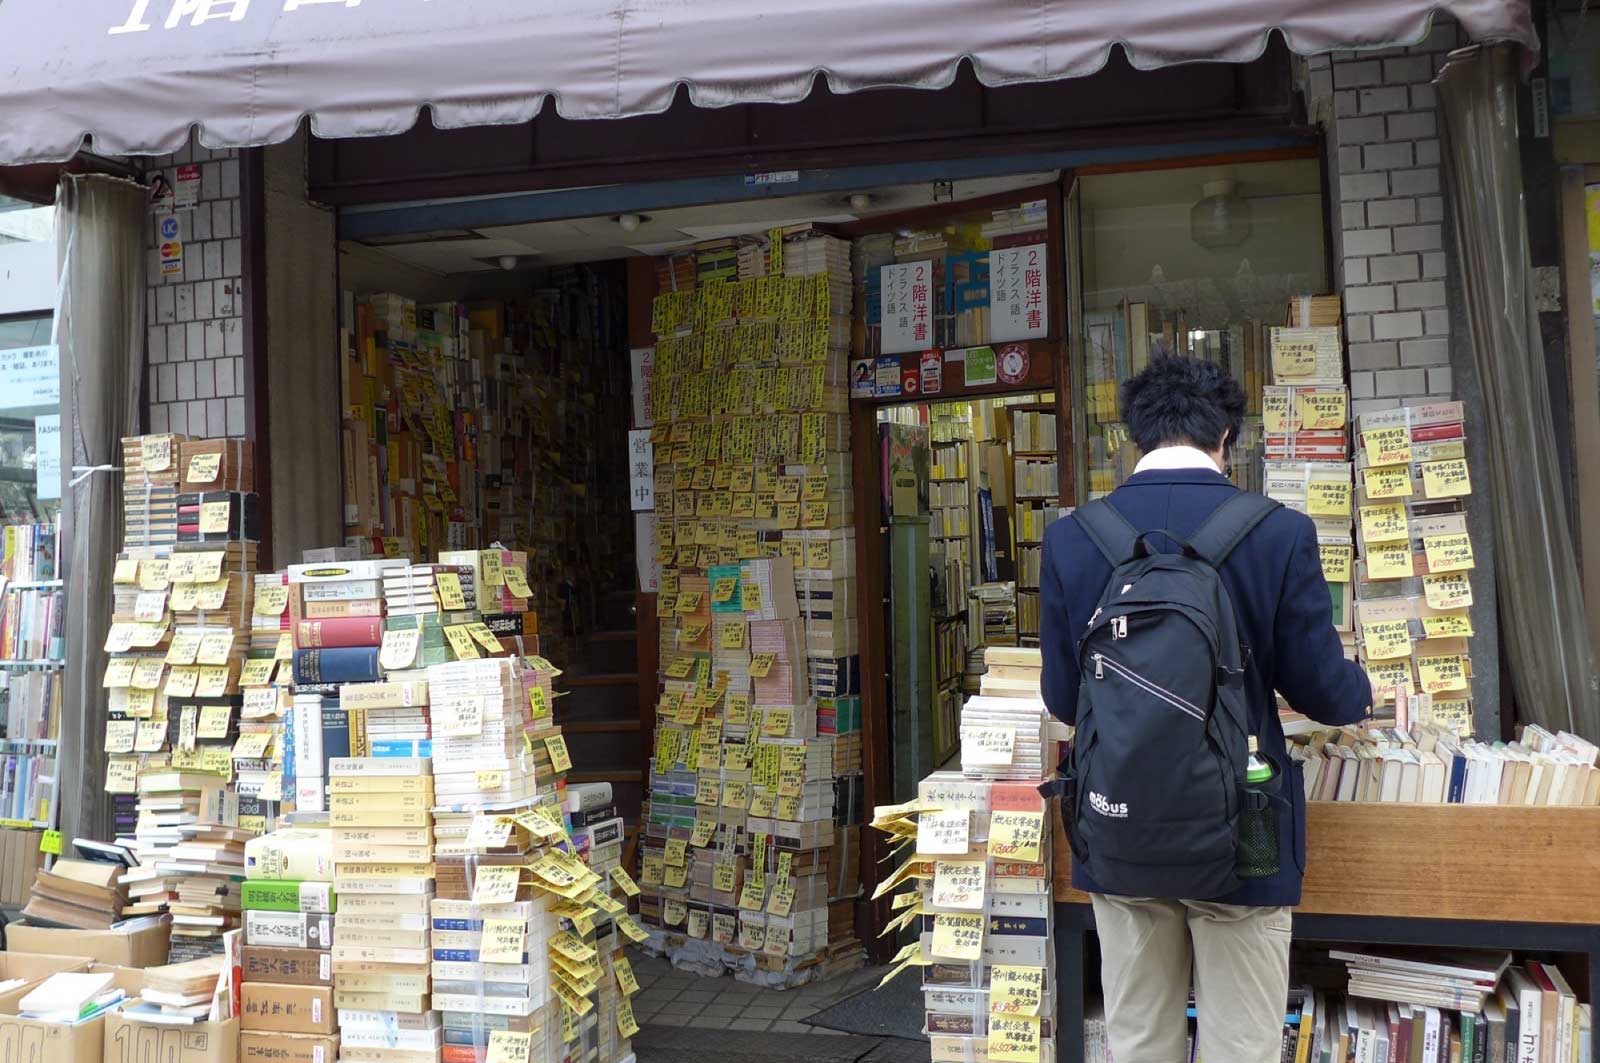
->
xmin=1305 ymin=19 xmax=1459 ymax=417
xmin=143 ymin=137 xmax=247 ymax=439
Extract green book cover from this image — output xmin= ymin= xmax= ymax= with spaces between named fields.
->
xmin=241 ymin=879 xmax=337 ymax=914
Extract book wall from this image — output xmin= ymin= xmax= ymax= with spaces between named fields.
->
xmin=1259 ymin=314 xmax=1358 ymax=733
xmin=1352 ymin=399 xmax=1477 ymax=734
xmin=340 ymin=276 xmax=630 ymax=667
xmin=643 ymin=227 xmax=867 ymax=984
xmin=872 ymin=646 xmax=1064 ymax=1063
xmin=1 ymin=520 xmax=63 ymax=853
xmin=94 ymin=433 xmax=265 ymax=959
xmin=1007 ymin=402 xmax=1059 ymax=646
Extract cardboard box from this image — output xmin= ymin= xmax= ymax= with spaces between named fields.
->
xmin=240 ymin=1031 xmax=339 ymax=1063
xmin=104 ymin=1012 xmax=239 ymax=1063
xmin=0 ymin=966 xmax=145 ymax=1063
xmin=0 ymin=953 xmax=92 ymax=1008
xmin=4 ymin=920 xmax=172 ymax=967
xmin=240 ymin=983 xmax=334 ymax=1035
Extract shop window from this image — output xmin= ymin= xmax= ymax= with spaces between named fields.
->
xmin=1075 ymin=160 xmax=1328 ymax=498
xmin=0 ymin=311 xmax=60 ymax=526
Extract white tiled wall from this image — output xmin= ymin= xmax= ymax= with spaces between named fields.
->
xmin=1305 ymin=18 xmax=1459 ymax=415
xmin=143 ymin=137 xmax=247 ymax=439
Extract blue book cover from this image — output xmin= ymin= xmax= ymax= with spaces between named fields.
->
xmin=292 ymin=647 xmax=380 ymax=685
xmin=371 ymin=739 xmax=432 ymax=758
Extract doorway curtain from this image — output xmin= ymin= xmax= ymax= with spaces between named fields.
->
xmin=55 ymin=173 xmax=146 ymax=845
xmin=1437 ymin=44 xmax=1600 ymax=740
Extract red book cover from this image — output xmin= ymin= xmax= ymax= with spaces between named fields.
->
xmin=1411 ymin=422 xmax=1464 ymax=442
xmin=294 ymin=616 xmax=383 ymax=648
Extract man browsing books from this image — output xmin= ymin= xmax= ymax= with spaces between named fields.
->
xmin=1039 ymin=353 xmax=1372 ymax=1063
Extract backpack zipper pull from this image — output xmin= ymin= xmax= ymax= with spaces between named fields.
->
xmin=1093 ymin=654 xmax=1103 ymax=679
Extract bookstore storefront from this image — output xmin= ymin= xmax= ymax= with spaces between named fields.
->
xmin=6 ymin=1 xmax=1600 ymax=1053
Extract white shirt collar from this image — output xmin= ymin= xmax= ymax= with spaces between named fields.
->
xmin=1133 ymin=445 xmax=1223 ymax=475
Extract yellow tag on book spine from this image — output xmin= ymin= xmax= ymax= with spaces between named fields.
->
xmin=473 ymin=865 xmax=522 ymax=904
xmin=503 ymin=566 xmax=532 ymax=599
xmin=198 ymin=500 xmax=231 ymax=534
xmin=253 ymin=584 xmax=289 ymax=616
xmin=476 ymin=769 xmax=504 ymax=791
xmin=749 ymin=652 xmax=776 ymax=678
xmin=989 ymin=966 xmax=1045 ymax=1017
xmin=444 ymin=625 xmax=479 ymax=660
xmin=1421 ymin=458 xmax=1471 ymax=499
xmin=436 ymin=572 xmax=467 ymax=611
xmin=1319 ymin=544 xmax=1352 ymax=583
xmin=1272 ymin=340 xmax=1317 ymax=378
xmin=479 ymin=549 xmax=505 ymax=588
xmin=1363 ymin=465 xmax=1413 ymax=499
xmin=931 ymin=913 xmax=985 ymax=960
xmin=989 ymin=1016 xmax=1043 ymax=1063
xmin=1417 ymin=654 xmax=1469 ymax=694
xmin=140 ymin=435 xmax=172 ymax=471
xmin=480 ymin=919 xmax=526 ymax=963
xmin=545 ymin=734 xmax=573 ymax=773
xmin=1362 ymin=427 xmax=1412 ymax=467
xmin=1423 ymin=572 xmax=1472 ymax=610
xmin=987 ymin=810 xmax=1044 ymax=863
xmin=187 ymin=452 xmax=222 ymax=483
xmin=1422 ymin=612 xmax=1473 ymax=638
xmin=1297 ymin=390 xmax=1347 ymax=430
xmin=1359 ymin=502 xmax=1409 ymax=544
xmin=1423 ymin=532 xmax=1475 ymax=573
xmin=1306 ymin=480 xmax=1351 ymax=517
xmin=1362 ymin=618 xmax=1412 ymax=661
xmin=1365 ymin=542 xmax=1414 ymax=580
xmin=485 ymin=1031 xmax=532 ymax=1063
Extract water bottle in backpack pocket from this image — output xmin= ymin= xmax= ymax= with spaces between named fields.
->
xmin=1237 ymin=736 xmax=1282 ymax=878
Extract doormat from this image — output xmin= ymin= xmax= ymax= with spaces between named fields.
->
xmin=801 ymin=972 xmax=928 ymax=1041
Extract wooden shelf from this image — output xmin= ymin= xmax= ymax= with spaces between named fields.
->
xmin=1053 ymin=802 xmax=1600 ymax=926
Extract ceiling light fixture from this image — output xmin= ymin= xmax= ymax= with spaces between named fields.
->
xmin=1190 ymin=179 xmax=1252 ymax=250
xmin=616 ymin=213 xmax=644 ymax=232
xmin=848 ymin=192 xmax=873 ymax=212
xmin=498 ymin=255 xmax=518 ymax=271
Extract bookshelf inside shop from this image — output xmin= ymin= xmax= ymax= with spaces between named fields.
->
xmin=1 ymin=402 xmax=64 ymax=908
xmin=1010 ymin=400 xmax=1066 ymax=643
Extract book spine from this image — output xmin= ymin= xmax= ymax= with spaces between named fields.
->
xmin=296 ymin=617 xmax=384 ymax=648
xmin=293 ymin=647 xmax=381 ymax=684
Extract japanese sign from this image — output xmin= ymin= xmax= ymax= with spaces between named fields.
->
xmin=880 ymin=260 xmax=932 ymax=354
xmin=628 ymin=429 xmax=655 ymax=511
xmin=0 ymin=345 xmax=58 ymax=409
xmin=989 ymin=243 xmax=1048 ymax=342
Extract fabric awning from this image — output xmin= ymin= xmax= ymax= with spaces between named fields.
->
xmin=0 ymin=0 xmax=1538 ymax=166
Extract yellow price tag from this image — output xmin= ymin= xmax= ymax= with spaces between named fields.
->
xmin=39 ymin=830 xmax=62 ymax=855
xmin=1271 ymin=339 xmax=1317 ymax=378
xmin=436 ymin=572 xmax=468 ymax=611
xmin=719 ymin=620 xmax=747 ymax=650
xmin=1423 ymin=532 xmax=1475 ymax=573
xmin=1365 ymin=542 xmax=1414 ymax=580
xmin=742 ymin=582 xmax=763 ymax=612
xmin=253 ymin=584 xmax=289 ymax=616
xmin=1362 ymin=427 xmax=1412 ymax=467
xmin=503 ymin=566 xmax=532 ymax=599
xmin=1423 ymin=572 xmax=1472 ymax=611
xmin=113 ymin=558 xmax=140 ymax=584
xmin=468 ymin=622 xmax=502 ymax=653
xmin=1359 ymin=502 xmax=1410 ymax=544
xmin=1417 ymin=653 xmax=1469 ymax=694
xmin=711 ymin=576 xmax=737 ymax=603
xmin=186 ymin=451 xmax=222 ymax=483
xmin=1362 ymin=464 xmax=1413 ymax=499
xmin=479 ymin=550 xmax=505 ymax=588
xmin=1319 ymin=544 xmax=1353 ymax=582
xmin=1422 ymin=611 xmax=1473 ymax=638
xmin=989 ymin=1015 xmax=1044 ymax=1062
xmin=1306 ymin=480 xmax=1351 ymax=517
xmin=485 ymin=1031 xmax=532 ymax=1063
xmin=989 ymin=966 xmax=1046 ymax=1017
xmin=610 ymin=865 xmax=641 ymax=897
xmin=749 ymin=652 xmax=776 ymax=678
xmin=987 ymin=810 xmax=1044 ymax=863
xmin=1421 ymin=458 xmax=1471 ymax=499
xmin=1296 ymin=390 xmax=1347 ymax=430
xmin=198 ymin=500 xmax=231 ymax=534
xmin=931 ymin=913 xmax=985 ymax=960
xmin=140 ymin=435 xmax=172 ymax=471
xmin=545 ymin=734 xmax=573 ymax=774
xmin=444 ymin=625 xmax=480 ymax=660
xmin=1361 ymin=618 xmax=1413 ymax=661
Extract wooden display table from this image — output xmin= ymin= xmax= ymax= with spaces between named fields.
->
xmin=1051 ymin=803 xmax=1600 ymax=1063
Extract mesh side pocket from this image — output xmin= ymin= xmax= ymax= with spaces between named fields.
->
xmin=1237 ymin=792 xmax=1280 ymax=879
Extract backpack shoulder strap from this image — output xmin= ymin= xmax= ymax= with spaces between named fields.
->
xmin=1186 ymin=491 xmax=1281 ymax=568
xmin=1071 ymin=499 xmax=1141 ymax=566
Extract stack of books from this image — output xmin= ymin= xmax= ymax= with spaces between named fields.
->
xmin=241 ymin=824 xmax=337 ymax=1058
xmin=289 ymin=561 xmax=399 ymax=687
xmin=19 ymin=857 xmax=127 ymax=929
xmin=121 ymin=433 xmax=189 ymax=549
xmin=960 ymin=647 xmax=1065 ymax=781
xmin=868 ymin=766 xmax=1055 ymax=1063
xmin=1352 ymin=400 xmax=1476 ymax=734
xmin=330 ymin=755 xmax=441 ymax=1063
xmin=437 ymin=548 xmax=540 ymax=656
xmin=136 ymin=956 xmax=228 ymax=1022
xmin=127 ymin=768 xmax=250 ymax=961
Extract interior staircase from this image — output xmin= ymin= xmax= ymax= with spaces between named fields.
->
xmin=555 ymin=589 xmax=645 ymax=826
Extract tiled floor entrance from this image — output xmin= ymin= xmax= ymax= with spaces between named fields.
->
xmin=630 ymin=953 xmax=884 ymax=1034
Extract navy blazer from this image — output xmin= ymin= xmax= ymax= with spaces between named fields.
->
xmin=1039 ymin=466 xmax=1372 ymax=906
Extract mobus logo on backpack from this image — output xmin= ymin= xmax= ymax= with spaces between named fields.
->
xmin=1087 ymin=791 xmax=1128 ymax=818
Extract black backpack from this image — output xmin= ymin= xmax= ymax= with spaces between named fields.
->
xmin=1062 ymin=491 xmax=1280 ymax=899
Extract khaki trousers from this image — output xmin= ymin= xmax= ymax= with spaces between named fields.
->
xmin=1091 ymin=894 xmax=1292 ymax=1063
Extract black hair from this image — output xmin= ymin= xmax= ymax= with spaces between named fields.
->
xmin=1120 ymin=351 xmax=1246 ymax=457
